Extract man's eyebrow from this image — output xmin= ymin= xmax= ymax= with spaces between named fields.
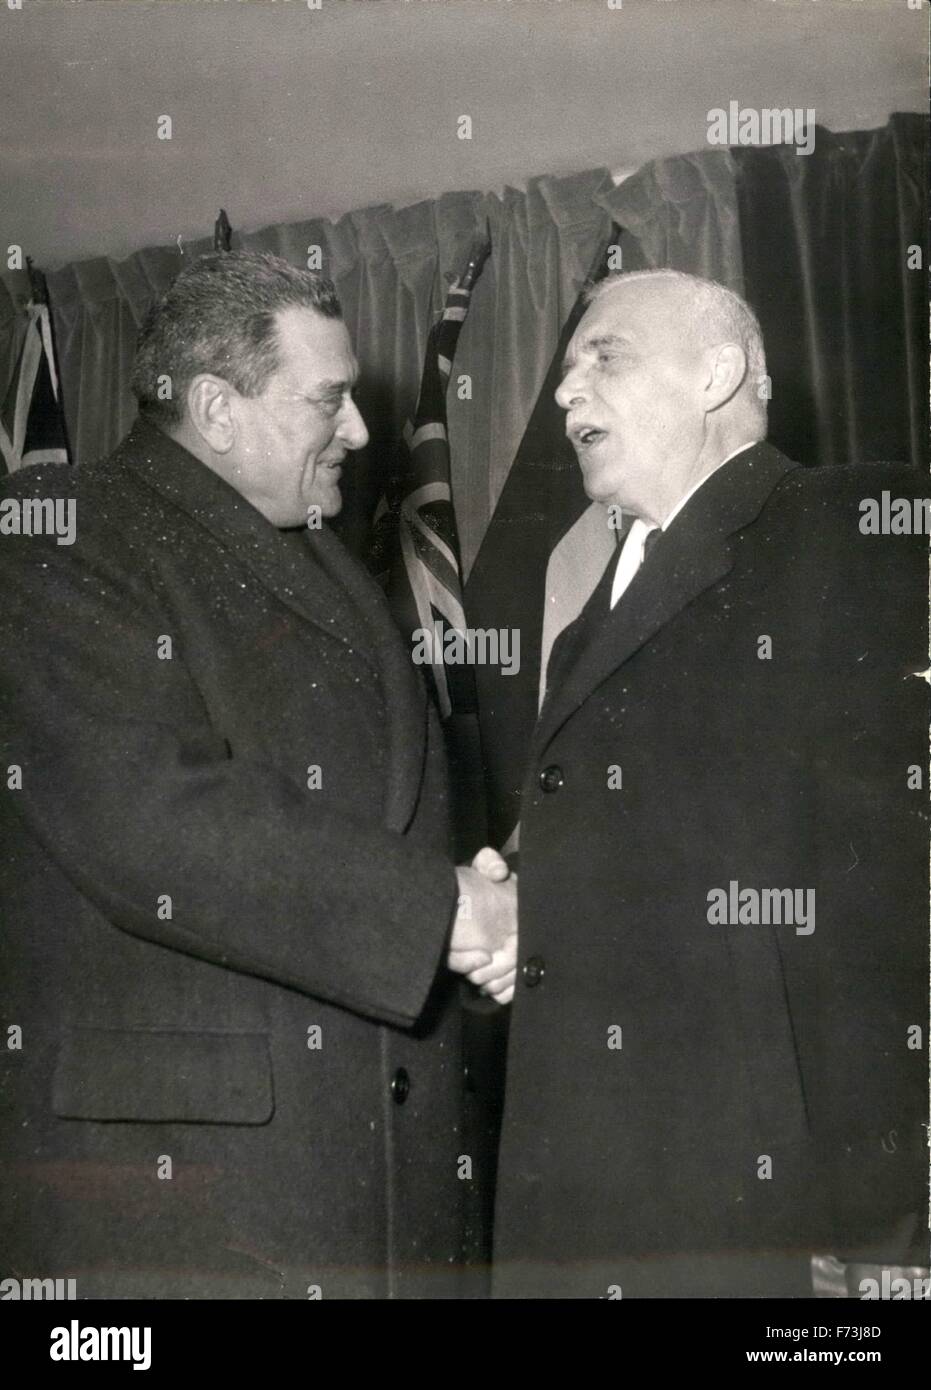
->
xmin=584 ymin=332 xmax=632 ymax=353
xmin=561 ymin=332 xmax=631 ymax=373
xmin=310 ymin=374 xmax=357 ymax=394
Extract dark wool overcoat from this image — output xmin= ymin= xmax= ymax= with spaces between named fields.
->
xmin=493 ymin=445 xmax=929 ymax=1298
xmin=0 ymin=418 xmax=467 ymax=1298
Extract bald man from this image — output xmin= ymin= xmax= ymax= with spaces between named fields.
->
xmin=491 ymin=270 xmax=928 ymax=1299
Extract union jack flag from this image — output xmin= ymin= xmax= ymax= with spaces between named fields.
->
xmin=0 ymin=274 xmax=70 ymax=476
xmin=371 ymin=232 xmax=490 ymax=720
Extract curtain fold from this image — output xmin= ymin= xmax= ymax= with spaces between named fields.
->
xmin=733 ymin=113 xmax=927 ymax=469
xmin=597 ymin=147 xmax=744 ymax=292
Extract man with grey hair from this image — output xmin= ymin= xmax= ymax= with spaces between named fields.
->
xmin=489 ymin=269 xmax=927 ymax=1298
xmin=0 ymin=250 xmax=515 ymax=1298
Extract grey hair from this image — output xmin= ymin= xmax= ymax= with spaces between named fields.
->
xmin=131 ymin=251 xmax=343 ymax=428
xmin=585 ymin=269 xmax=768 ymax=427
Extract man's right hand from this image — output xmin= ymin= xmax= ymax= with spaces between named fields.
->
xmin=448 ymin=849 xmax=518 ymax=1004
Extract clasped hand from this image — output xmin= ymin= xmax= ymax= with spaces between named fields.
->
xmin=447 ymin=846 xmax=517 ymax=1005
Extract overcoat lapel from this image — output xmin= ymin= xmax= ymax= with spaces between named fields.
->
xmin=117 ymin=420 xmax=368 ymax=658
xmin=305 ymin=522 xmax=430 ymax=837
xmin=533 ymin=443 xmax=799 ymax=756
xmin=118 ymin=419 xmax=428 ymax=834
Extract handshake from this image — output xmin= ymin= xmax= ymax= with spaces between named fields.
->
xmin=447 ymin=847 xmax=518 ymax=1005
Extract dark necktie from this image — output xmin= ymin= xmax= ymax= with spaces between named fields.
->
xmin=642 ymin=526 xmax=662 ymax=562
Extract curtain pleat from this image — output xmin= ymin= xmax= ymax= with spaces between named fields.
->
xmin=597 ymin=147 xmax=744 ymax=292
xmin=734 ymin=114 xmax=927 ymax=469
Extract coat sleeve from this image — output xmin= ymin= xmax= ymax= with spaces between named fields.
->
xmin=0 ymin=531 xmax=460 ymax=1030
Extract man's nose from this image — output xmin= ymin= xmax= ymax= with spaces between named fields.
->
xmin=338 ymin=398 xmax=369 ymax=452
xmin=555 ymin=365 xmax=587 ymax=412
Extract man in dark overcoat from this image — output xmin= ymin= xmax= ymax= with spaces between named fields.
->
xmin=491 ymin=269 xmax=928 ymax=1298
xmin=0 ymin=251 xmax=515 ymax=1298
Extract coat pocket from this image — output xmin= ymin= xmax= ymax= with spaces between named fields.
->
xmin=52 ymin=1028 xmax=274 ymax=1124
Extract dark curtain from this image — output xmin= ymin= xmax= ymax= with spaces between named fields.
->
xmin=1 ymin=116 xmax=922 ymax=569
xmin=734 ymin=113 xmax=927 ymax=470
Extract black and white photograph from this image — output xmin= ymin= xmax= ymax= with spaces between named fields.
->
xmin=0 ymin=0 xmax=928 ymax=1359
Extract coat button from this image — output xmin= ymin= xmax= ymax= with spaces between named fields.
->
xmin=522 ymin=956 xmax=545 ymax=988
xmin=391 ymin=1067 xmax=410 ymax=1105
xmin=539 ymin=764 xmax=564 ymax=793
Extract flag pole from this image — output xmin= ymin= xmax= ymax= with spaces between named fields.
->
xmin=214 ymin=209 xmax=233 ymax=253
xmin=25 ymin=256 xmax=46 ymax=306
xmin=457 ymin=220 xmax=492 ymax=294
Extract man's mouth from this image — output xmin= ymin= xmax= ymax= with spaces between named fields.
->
xmin=569 ymin=425 xmax=607 ymax=451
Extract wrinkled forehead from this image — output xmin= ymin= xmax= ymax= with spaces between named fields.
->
xmin=273 ymin=306 xmax=358 ymax=385
xmin=566 ymin=281 xmax=685 ymax=365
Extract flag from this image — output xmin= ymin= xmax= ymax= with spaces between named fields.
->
xmin=464 ymin=227 xmax=646 ymax=849
xmin=0 ymin=279 xmax=70 ymax=476
xmin=370 ymin=232 xmax=491 ymax=722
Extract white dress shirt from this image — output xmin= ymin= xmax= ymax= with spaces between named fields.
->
xmin=609 ymin=442 xmax=761 ymax=609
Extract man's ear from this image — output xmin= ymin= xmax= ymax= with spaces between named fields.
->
xmin=187 ymin=375 xmax=236 ymax=453
xmin=704 ymin=342 xmax=748 ymax=413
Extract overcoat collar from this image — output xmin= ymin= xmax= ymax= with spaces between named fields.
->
xmin=115 ymin=418 xmax=428 ymax=834
xmin=533 ymin=442 xmax=800 ymax=756
xmin=116 ymin=419 xmax=368 ymax=655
